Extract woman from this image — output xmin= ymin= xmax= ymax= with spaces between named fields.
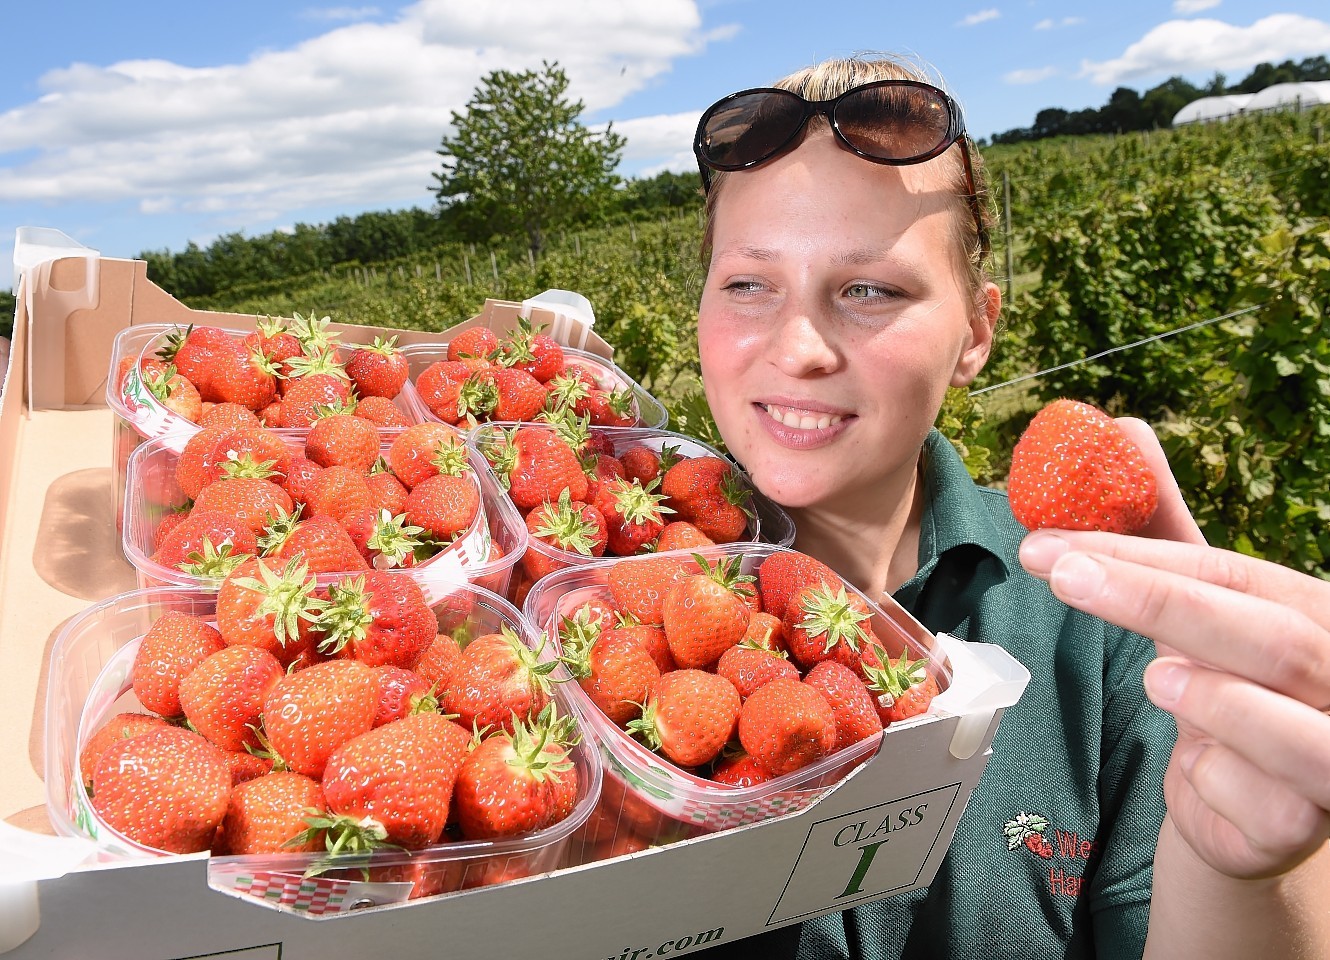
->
xmin=691 ymin=54 xmax=1330 ymax=958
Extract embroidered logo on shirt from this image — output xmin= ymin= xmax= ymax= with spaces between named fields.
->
xmin=1003 ymin=811 xmax=1101 ymax=898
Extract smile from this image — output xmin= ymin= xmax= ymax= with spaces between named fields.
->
xmin=761 ymin=403 xmax=845 ymax=430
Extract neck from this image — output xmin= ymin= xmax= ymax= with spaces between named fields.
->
xmin=788 ymin=455 xmax=925 ymax=599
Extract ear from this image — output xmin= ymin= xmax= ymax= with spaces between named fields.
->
xmin=951 ymin=281 xmax=1000 ymax=387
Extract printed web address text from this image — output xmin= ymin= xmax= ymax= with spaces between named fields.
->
xmin=599 ymin=927 xmax=725 ymax=960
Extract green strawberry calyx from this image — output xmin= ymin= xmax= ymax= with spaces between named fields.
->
xmin=794 ymin=585 xmax=873 ymax=655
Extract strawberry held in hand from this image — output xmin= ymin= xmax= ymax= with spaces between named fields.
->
xmin=1007 ymin=399 xmax=1159 ymax=535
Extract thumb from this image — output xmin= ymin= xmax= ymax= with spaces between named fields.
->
xmin=1116 ymin=417 xmax=1206 ymax=546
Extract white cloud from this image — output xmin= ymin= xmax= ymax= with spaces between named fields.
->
xmin=1035 ymin=16 xmax=1083 ymax=29
xmin=301 ymin=6 xmax=383 ymax=21
xmin=0 ymin=0 xmax=723 ymax=226
xmin=1004 ymin=66 xmax=1058 ymax=84
xmin=1173 ymin=0 xmax=1221 ymax=13
xmin=1080 ymin=14 xmax=1330 ymax=85
xmin=959 ymin=9 xmax=1000 ymax=27
xmin=603 ymin=112 xmax=703 ymax=176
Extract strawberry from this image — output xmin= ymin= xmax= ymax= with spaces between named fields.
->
xmin=224 ymin=748 xmax=274 ymax=786
xmin=150 ymin=509 xmax=192 ymax=553
xmin=483 ymin=425 xmax=588 ymax=511
xmin=131 ymin=611 xmax=226 ymax=717
xmin=605 ymin=554 xmax=691 ymax=625
xmin=385 ymin=422 xmax=468 ymax=490
xmin=804 ymin=659 xmax=885 ymax=751
xmin=78 ymin=713 xmax=174 ymax=789
xmin=716 ymin=643 xmax=800 ymax=700
xmin=303 ymin=465 xmax=374 ymax=525
xmin=490 ymin=366 xmax=548 ymax=421
xmin=453 ymin=706 xmax=579 ymax=839
xmin=560 ymin=618 xmax=660 ymax=727
xmin=660 ymin=455 xmax=752 ymax=543
xmin=151 ymin=511 xmax=258 ymax=571
xmin=365 ymin=464 xmax=410 ymax=514
xmin=1007 ymin=398 xmax=1159 ymax=534
xmin=345 ymin=336 xmax=408 ymax=399
xmin=305 ymin=409 xmax=380 ymax=473
xmin=279 ymin=455 xmax=323 ymax=505
xmin=176 ymin=537 xmax=253 ymax=583
xmin=244 ymin=317 xmax=303 ymax=368
xmin=261 ymin=658 xmax=378 ymax=777
xmin=198 ymin=402 xmax=261 ymax=429
xmin=179 ymin=645 xmax=285 ymax=752
xmin=863 ymin=647 xmax=941 ymax=725
xmin=193 ymin=475 xmax=294 ymax=536
xmin=595 ymin=478 xmax=674 ymax=555
xmin=220 ymin=771 xmax=327 ymax=855
xmin=279 ymin=371 xmax=352 ymax=428
xmin=354 ymin=394 xmax=412 ymax=429
xmin=627 ymin=669 xmax=741 ymax=769
xmin=618 ymin=445 xmax=664 ymax=487
xmin=756 ymin=549 xmax=839 ymax=622
xmin=404 ymin=471 xmax=481 ymax=542
xmin=578 ymin=387 xmax=638 ymax=428
xmin=442 ymin=628 xmax=558 ymax=735
xmin=447 ymin=326 xmax=499 ymax=362
xmin=175 ymin=425 xmax=232 ymax=499
xmin=413 ymin=632 xmax=464 ymax=692
xmin=1025 ymin=831 xmax=1056 ymax=859
xmin=342 ymin=508 xmax=423 ymax=569
xmin=738 ymin=677 xmax=837 ymax=777
xmin=143 ymin=364 xmax=203 ymax=422
xmin=216 ymin=556 xmax=324 ymax=665
xmin=415 ymin=360 xmax=495 ymax=424
xmin=783 ymin=582 xmax=877 ymax=673
xmin=711 ymin=749 xmax=777 ymax=788
xmin=370 ymin=665 xmax=433 ymax=726
xmin=578 ymin=452 xmax=626 ymax=508
xmin=654 ymin=521 xmax=716 ymax=554
xmin=497 ymin=321 xmax=564 ymax=383
xmin=741 ymin=611 xmax=788 ymax=652
xmin=313 ymin=571 xmax=437 ymax=669
xmin=523 ymin=491 xmax=608 ymax=579
xmin=321 ymin=710 xmax=471 ymax=848
xmin=261 ymin=511 xmax=371 ymax=574
xmin=661 ymin=554 xmax=756 ymax=669
xmin=212 ymin=341 xmax=280 ymax=410
xmin=611 ymin=620 xmax=676 ymax=674
xmin=157 ymin=324 xmax=234 ymax=401
xmin=90 ymin=726 xmax=231 ymax=854
xmin=203 ymin=425 xmax=292 ymax=487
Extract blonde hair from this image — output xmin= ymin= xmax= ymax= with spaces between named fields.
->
xmin=700 ymin=53 xmax=994 ymax=298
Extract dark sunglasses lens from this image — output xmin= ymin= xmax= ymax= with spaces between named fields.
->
xmin=836 ymin=84 xmax=954 ymax=160
xmin=700 ymin=90 xmax=807 ymax=169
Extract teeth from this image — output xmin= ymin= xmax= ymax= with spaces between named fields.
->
xmin=763 ymin=404 xmax=843 ymax=430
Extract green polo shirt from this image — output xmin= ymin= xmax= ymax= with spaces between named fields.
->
xmin=707 ymin=430 xmax=1176 ymax=960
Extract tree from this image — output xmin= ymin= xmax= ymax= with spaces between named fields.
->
xmin=432 ymin=61 xmax=626 ymax=257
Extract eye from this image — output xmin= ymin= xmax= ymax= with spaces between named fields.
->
xmin=844 ymin=282 xmax=897 ymax=300
xmin=721 ymin=278 xmax=768 ymax=296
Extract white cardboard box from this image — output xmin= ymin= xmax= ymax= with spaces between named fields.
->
xmin=0 ymin=244 xmax=1029 ymax=960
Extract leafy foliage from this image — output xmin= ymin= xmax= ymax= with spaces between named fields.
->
xmin=432 ymin=61 xmax=626 ymax=257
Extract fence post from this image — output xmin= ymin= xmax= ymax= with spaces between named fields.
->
xmin=574 ymin=235 xmax=581 ymax=257
xmin=490 ymin=250 xmax=499 ymax=281
xmin=464 ymin=253 xmax=473 ymax=285
xmin=1002 ymin=170 xmax=1014 ymax=305
xmin=435 ymin=261 xmax=441 ymax=281
xmin=527 ymin=248 xmax=535 ymax=268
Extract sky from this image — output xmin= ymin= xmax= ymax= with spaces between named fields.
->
xmin=2 ymin=0 xmax=1327 ymax=291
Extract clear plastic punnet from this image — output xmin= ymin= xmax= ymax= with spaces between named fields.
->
xmin=107 ymin=322 xmax=423 ymax=536
xmin=398 ymin=340 xmax=669 ymax=431
xmin=467 ymin=423 xmax=796 ymax=606
xmin=522 ymin=543 xmax=955 ymax=861
xmin=44 ymin=584 xmax=602 ymax=916
xmin=121 ymin=433 xmax=526 ymax=601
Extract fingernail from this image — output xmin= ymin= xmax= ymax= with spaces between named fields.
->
xmin=1049 ymin=552 xmax=1105 ymax=602
xmin=1144 ymin=661 xmax=1191 ymax=708
xmin=1018 ymin=532 xmax=1070 ymax=574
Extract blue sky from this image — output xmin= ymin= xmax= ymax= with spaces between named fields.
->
xmin=2 ymin=0 xmax=1327 ymax=289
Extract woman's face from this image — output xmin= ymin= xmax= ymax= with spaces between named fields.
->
xmin=698 ymin=131 xmax=996 ymax=513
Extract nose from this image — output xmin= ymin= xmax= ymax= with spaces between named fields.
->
xmin=771 ymin=298 xmax=842 ymax=378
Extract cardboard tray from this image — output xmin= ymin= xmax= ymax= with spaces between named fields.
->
xmin=0 ymin=245 xmax=1030 ymax=960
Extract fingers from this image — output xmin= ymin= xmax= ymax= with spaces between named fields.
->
xmin=1020 ymin=530 xmax=1330 ymax=636
xmin=1114 ymin=417 xmax=1206 ymax=546
xmin=1022 ymin=543 xmax=1330 ymax=706
xmin=1150 ymin=659 xmax=1330 ymax=858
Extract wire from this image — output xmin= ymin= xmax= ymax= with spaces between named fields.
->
xmin=968 ymin=302 xmax=1269 ymax=396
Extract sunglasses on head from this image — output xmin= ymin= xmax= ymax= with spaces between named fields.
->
xmin=693 ymin=78 xmax=990 ymax=260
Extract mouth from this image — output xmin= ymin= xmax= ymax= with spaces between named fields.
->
xmin=760 ymin=402 xmax=847 ymax=431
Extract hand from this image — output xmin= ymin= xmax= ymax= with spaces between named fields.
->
xmin=1018 ymin=419 xmax=1330 ymax=880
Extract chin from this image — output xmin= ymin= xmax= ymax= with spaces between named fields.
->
xmin=742 ymin=461 xmax=839 ymax=512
